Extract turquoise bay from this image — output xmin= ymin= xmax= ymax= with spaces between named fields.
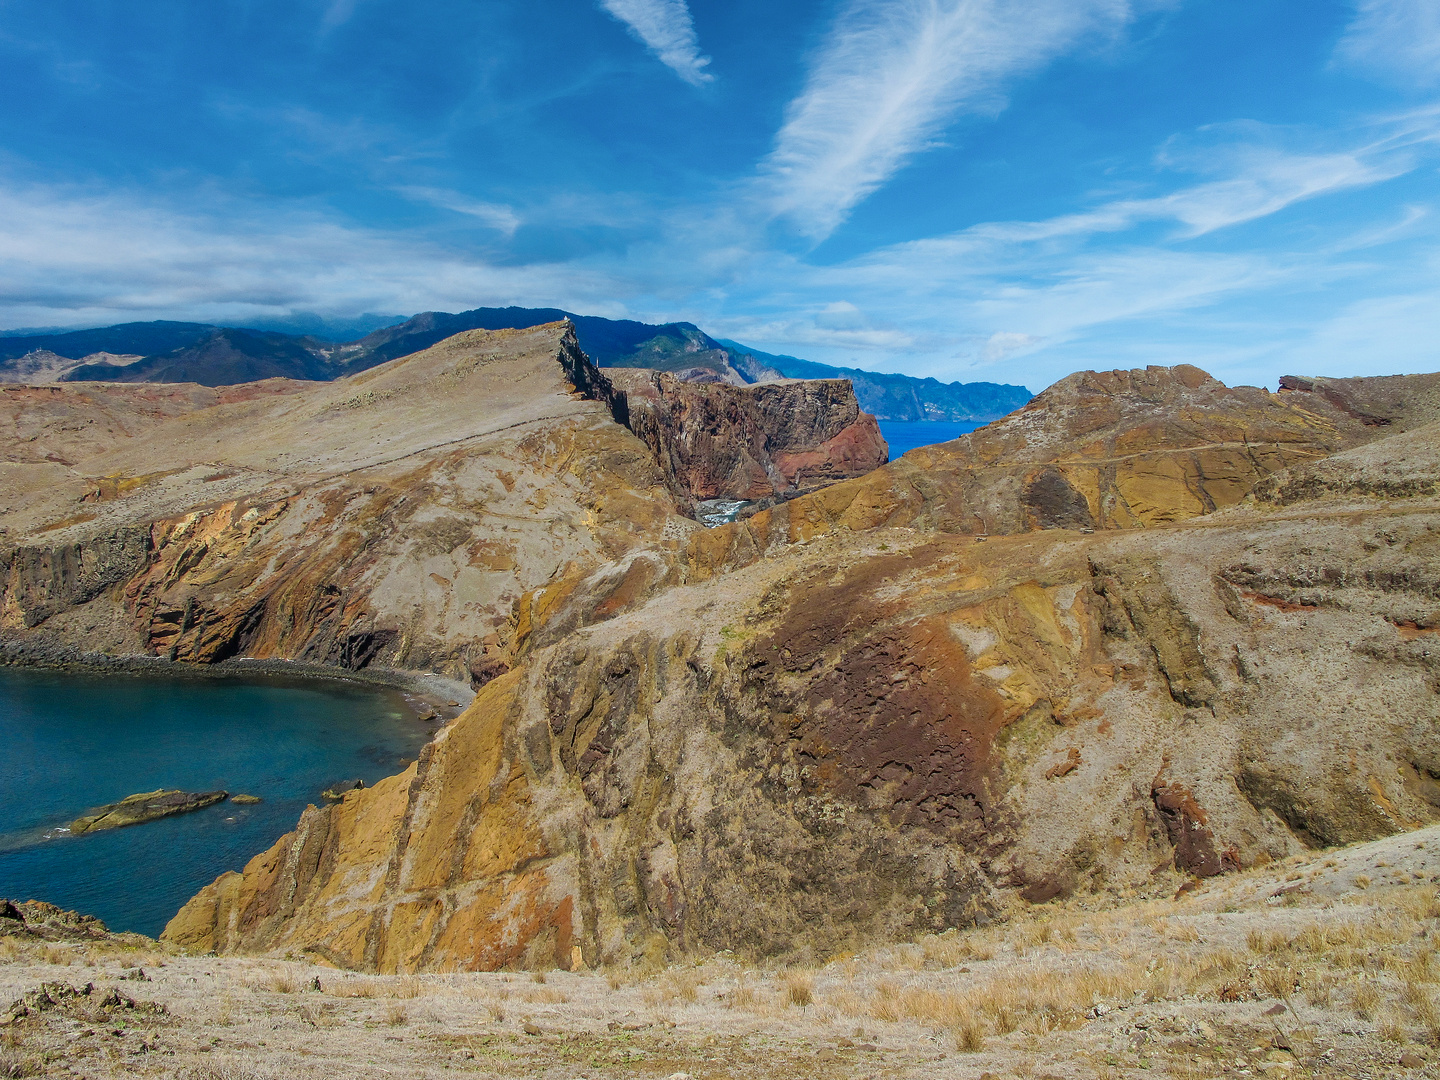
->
xmin=0 ymin=667 xmax=432 ymax=938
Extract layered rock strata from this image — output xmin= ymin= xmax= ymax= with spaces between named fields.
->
xmin=606 ymin=369 xmax=888 ymax=504
xmin=163 ymin=365 xmax=1440 ymax=971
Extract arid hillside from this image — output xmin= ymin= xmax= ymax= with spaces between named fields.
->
xmin=150 ymin=358 xmax=1440 ymax=976
xmin=0 ymin=322 xmax=686 ymax=681
xmin=7 ymin=826 xmax=1440 ymax=1080
xmin=2 ymin=324 xmax=1436 ymax=985
xmin=0 ymin=322 xmax=889 ymax=684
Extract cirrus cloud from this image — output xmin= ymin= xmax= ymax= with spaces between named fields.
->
xmin=598 ymin=0 xmax=714 ymax=86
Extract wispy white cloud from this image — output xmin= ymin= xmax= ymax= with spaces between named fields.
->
xmin=395 ymin=187 xmax=521 ymax=235
xmin=2 ymin=112 xmax=1437 ymax=394
xmin=0 ymin=182 xmax=617 ymax=330
xmin=918 ymin=144 xmax=1403 ymax=251
xmin=1337 ymin=0 xmax=1440 ymax=86
xmin=598 ymin=0 xmax=713 ymax=86
xmin=762 ymin=0 xmax=1154 ymax=239
xmin=714 ymin=117 xmax=1440 ymax=383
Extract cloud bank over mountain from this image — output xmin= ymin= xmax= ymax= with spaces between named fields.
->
xmin=1 ymin=0 xmax=1438 ymax=390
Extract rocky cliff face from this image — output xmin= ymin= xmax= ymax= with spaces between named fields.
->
xmin=606 ymin=369 xmax=888 ymax=505
xmin=0 ymin=324 xmax=683 ymax=682
xmin=162 ymin=364 xmax=1440 ymax=971
xmin=0 ymin=324 xmax=887 ymax=680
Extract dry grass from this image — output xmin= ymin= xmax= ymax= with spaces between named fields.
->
xmin=1351 ymin=981 xmax=1381 ymax=1019
xmin=0 ymin=1044 xmax=43 ymax=1078
xmin=327 ymin=977 xmax=378 ymax=999
xmin=725 ymin=979 xmax=763 ymax=1010
xmin=954 ymin=1016 xmax=984 ymax=1052
xmin=181 ymin=1066 xmax=272 ymax=1080
xmin=4 ymin=827 xmax=1439 ymax=1080
xmin=642 ymin=968 xmax=702 ymax=1006
xmin=518 ymin=986 xmax=569 ymax=1004
xmin=782 ymin=971 xmax=813 ymax=1007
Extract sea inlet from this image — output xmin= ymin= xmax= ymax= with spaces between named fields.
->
xmin=0 ymin=666 xmax=434 ymax=937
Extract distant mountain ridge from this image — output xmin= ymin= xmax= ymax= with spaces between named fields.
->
xmin=715 ymin=340 xmax=1034 ymax=422
xmin=0 ymin=307 xmax=1031 ymax=420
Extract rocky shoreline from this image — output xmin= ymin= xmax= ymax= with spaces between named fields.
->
xmin=0 ymin=644 xmax=474 ymax=720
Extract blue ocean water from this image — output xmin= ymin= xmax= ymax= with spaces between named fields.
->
xmin=0 ymin=667 xmax=431 ymax=937
xmin=876 ymin=420 xmax=986 ymax=460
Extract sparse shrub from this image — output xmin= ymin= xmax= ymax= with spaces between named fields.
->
xmin=1247 ymin=930 xmax=1288 ymax=954
xmin=869 ymin=981 xmax=901 ymax=1023
xmin=1257 ymin=966 xmax=1296 ymax=1000
xmin=531 ymin=971 xmax=546 ymax=984
xmin=783 ymin=972 xmax=813 ymax=1007
xmin=643 ymin=967 xmax=702 ymax=1006
xmin=385 ymin=1002 xmax=407 ymax=1026
xmin=726 ymin=982 xmax=762 ymax=1010
xmin=1305 ymin=975 xmax=1336 ymax=1007
xmin=1168 ymin=922 xmax=1201 ymax=944
xmin=955 ymin=1017 xmax=984 ymax=1052
xmin=1353 ymin=981 xmax=1381 ymax=1019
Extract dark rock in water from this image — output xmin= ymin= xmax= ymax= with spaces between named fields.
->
xmin=229 ymin=794 xmax=262 ymax=805
xmin=321 ymin=779 xmax=364 ymax=801
xmin=68 ymin=789 xmax=228 ymax=834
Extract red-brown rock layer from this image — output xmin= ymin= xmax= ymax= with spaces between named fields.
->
xmin=607 ymin=370 xmax=888 ymax=503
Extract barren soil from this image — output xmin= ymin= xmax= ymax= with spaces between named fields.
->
xmin=7 ymin=826 xmax=1440 ymax=1080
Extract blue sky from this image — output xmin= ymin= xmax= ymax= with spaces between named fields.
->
xmin=0 ymin=0 xmax=1437 ymax=389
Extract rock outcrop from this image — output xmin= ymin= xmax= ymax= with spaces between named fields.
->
xmin=68 ymin=789 xmax=229 ymax=834
xmin=161 ymin=363 xmax=1440 ymax=971
xmin=678 ymin=364 xmax=1370 ymax=561
xmin=0 ymin=322 xmax=893 ymax=679
xmin=606 ymin=369 xmax=888 ymax=504
xmin=0 ymin=900 xmax=111 ymax=942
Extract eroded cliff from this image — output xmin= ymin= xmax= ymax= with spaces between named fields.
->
xmin=0 ymin=323 xmax=683 ymax=681
xmin=606 ymin=369 xmax=888 ymax=505
xmin=161 ymin=363 xmax=1440 ymax=971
